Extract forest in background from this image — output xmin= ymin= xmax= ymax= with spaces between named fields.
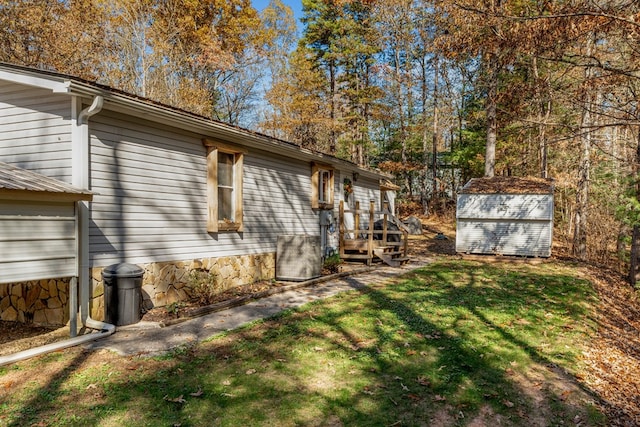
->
xmin=2 ymin=0 xmax=640 ymax=280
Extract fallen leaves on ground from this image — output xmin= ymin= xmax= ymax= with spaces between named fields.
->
xmin=579 ymin=266 xmax=640 ymax=426
xmin=164 ymin=395 xmax=186 ymax=404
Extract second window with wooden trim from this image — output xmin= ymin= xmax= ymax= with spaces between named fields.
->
xmin=204 ymin=139 xmax=245 ymax=232
xmin=311 ymin=162 xmax=334 ymax=209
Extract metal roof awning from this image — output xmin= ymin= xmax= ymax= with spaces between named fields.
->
xmin=0 ymin=161 xmax=93 ymax=202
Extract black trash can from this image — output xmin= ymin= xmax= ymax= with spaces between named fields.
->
xmin=102 ymin=263 xmax=144 ymax=326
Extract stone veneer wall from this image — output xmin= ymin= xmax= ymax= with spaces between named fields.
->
xmin=89 ymin=253 xmax=276 ymax=320
xmin=0 ymin=278 xmax=70 ymax=326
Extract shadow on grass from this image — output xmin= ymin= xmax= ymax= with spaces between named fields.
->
xmin=3 ymin=260 xmax=612 ymax=426
xmin=281 ymin=260 xmax=607 ymax=425
xmin=5 ymin=350 xmax=90 ymax=427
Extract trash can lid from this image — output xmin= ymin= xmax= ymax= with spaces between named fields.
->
xmin=102 ymin=263 xmax=144 ymax=278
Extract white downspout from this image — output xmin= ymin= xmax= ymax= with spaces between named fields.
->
xmin=0 ymin=96 xmax=114 ymax=367
xmin=69 ymin=206 xmax=78 ymax=337
xmin=75 ymin=96 xmax=112 ymax=332
xmin=76 ymin=96 xmax=115 ymax=332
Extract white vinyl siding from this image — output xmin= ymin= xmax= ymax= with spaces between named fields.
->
xmin=456 ymin=220 xmax=552 ymax=257
xmin=0 ymin=82 xmax=72 ymax=182
xmin=350 ymin=175 xmax=382 ymax=208
xmin=244 ymin=153 xmax=319 ymax=235
xmin=456 ymin=193 xmax=553 ymax=257
xmin=0 ymin=67 xmax=394 ymax=277
xmin=457 ymin=194 xmax=553 ymax=220
xmin=0 ymin=201 xmax=76 ymax=283
xmin=88 ymin=111 xmax=321 ymax=267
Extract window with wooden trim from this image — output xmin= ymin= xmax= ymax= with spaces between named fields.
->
xmin=311 ymin=162 xmax=334 ymax=209
xmin=203 ymin=139 xmax=245 ymax=232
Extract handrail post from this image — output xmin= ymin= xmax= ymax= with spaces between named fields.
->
xmin=354 ymin=200 xmax=360 ymax=237
xmin=382 ymin=201 xmax=388 ymax=243
xmin=339 ymin=200 xmax=345 ymax=258
xmin=368 ymin=200 xmax=375 ymax=265
xmin=403 ymin=228 xmax=408 ymax=257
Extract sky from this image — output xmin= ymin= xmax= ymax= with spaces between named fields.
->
xmin=251 ymin=0 xmax=303 ymax=24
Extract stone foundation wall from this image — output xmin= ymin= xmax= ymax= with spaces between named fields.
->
xmin=0 ymin=279 xmax=70 ymax=326
xmin=89 ymin=253 xmax=276 ymax=320
xmin=0 ymin=254 xmax=276 ymax=326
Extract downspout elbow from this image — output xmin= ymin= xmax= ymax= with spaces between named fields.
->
xmin=78 ymin=95 xmax=103 ymax=125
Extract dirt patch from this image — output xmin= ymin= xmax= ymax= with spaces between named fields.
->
xmin=409 ymin=213 xmax=457 ymax=256
xmin=139 ymin=280 xmax=289 ymax=323
xmin=0 ymin=321 xmax=70 ymax=357
xmin=0 ymin=321 xmax=56 ymax=346
xmin=140 ymin=262 xmax=368 ymax=324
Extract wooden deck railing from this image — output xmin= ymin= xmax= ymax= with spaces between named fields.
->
xmin=338 ymin=200 xmax=409 ymax=266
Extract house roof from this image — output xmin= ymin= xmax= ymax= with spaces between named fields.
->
xmin=0 ymin=161 xmax=93 ymax=202
xmin=460 ymin=176 xmax=554 ymax=195
xmin=0 ymin=62 xmax=390 ymax=182
xmin=380 ymin=179 xmax=400 ymax=191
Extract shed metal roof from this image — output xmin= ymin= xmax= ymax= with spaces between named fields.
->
xmin=0 ymin=161 xmax=93 ymax=201
xmin=460 ymin=177 xmax=554 ymax=195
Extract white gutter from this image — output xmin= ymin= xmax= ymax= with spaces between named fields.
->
xmin=0 ymin=69 xmax=71 ymax=93
xmin=62 ymin=81 xmax=389 ymax=181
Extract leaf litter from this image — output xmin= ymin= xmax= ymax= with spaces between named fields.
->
xmin=578 ymin=266 xmax=640 ymax=426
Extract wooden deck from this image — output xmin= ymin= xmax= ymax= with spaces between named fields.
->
xmin=338 ymin=200 xmax=409 ymax=267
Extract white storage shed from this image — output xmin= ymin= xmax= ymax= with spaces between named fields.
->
xmin=456 ymin=177 xmax=554 ymax=257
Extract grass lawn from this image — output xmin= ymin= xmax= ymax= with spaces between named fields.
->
xmin=0 ymin=259 xmax=609 ymax=426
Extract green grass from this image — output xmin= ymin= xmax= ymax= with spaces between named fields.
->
xmin=0 ymin=259 xmax=607 ymax=426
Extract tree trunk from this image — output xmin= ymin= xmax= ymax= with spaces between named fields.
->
xmin=631 ymin=226 xmax=640 ymax=286
xmin=421 ymin=53 xmax=430 ymax=215
xmin=432 ymin=55 xmax=440 ymax=200
xmin=572 ymin=101 xmax=591 ymax=260
xmin=485 ymin=53 xmax=498 ymax=177
xmin=532 ymin=57 xmax=551 ymax=178
xmin=329 ymin=61 xmax=337 ymax=154
xmin=571 ymin=36 xmax=594 ymax=260
xmin=629 ymin=129 xmax=640 ymax=286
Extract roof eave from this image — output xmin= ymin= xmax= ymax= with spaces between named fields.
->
xmin=0 ymin=189 xmax=93 ymax=202
xmin=0 ymin=69 xmax=71 ymax=93
xmin=0 ymin=63 xmax=390 ymax=180
xmin=65 ymin=82 xmax=390 ymax=180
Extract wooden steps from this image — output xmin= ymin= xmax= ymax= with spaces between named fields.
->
xmin=372 ymin=247 xmax=410 ymax=267
xmin=339 ymin=200 xmax=410 ymax=267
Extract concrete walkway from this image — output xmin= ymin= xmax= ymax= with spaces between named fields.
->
xmin=84 ymin=256 xmax=431 ymax=357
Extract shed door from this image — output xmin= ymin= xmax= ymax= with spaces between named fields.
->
xmin=0 ymin=201 xmax=77 ymax=284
